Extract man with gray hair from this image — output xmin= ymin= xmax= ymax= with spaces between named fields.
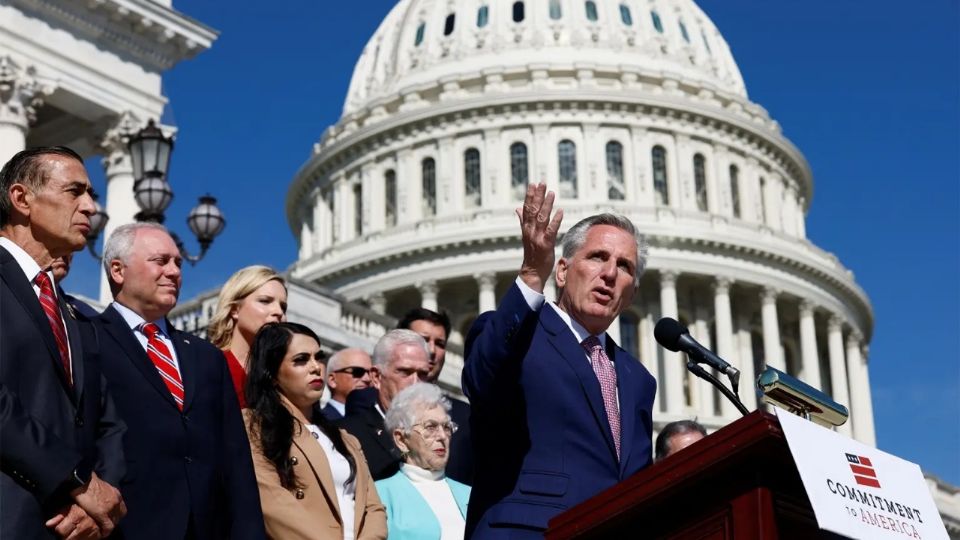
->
xmin=462 ymin=183 xmax=657 ymax=538
xmin=322 ymin=348 xmax=373 ymax=420
xmin=95 ymin=222 xmax=265 ymax=539
xmin=340 ymin=329 xmax=431 ymax=480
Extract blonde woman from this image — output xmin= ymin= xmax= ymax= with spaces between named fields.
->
xmin=208 ymin=265 xmax=287 ymax=407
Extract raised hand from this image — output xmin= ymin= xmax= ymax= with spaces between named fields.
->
xmin=516 ymin=182 xmax=563 ymax=293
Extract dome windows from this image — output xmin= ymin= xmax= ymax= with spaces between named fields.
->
xmin=549 ymin=0 xmax=562 ymax=20
xmin=444 ymin=13 xmax=456 ymax=36
xmin=558 ymin=140 xmax=578 ymax=198
xmin=464 ymin=148 xmax=481 ymax=207
xmin=701 ymin=30 xmax=713 ymax=54
xmin=619 ymin=4 xmax=633 ymax=26
xmin=513 ymin=1 xmax=525 ymax=22
xmin=414 ymin=22 xmax=426 ymax=46
xmin=477 ymin=5 xmax=489 ymax=28
xmin=679 ymin=21 xmax=691 ymax=43
xmin=585 ymin=1 xmax=598 ymax=22
xmin=353 ymin=183 xmax=363 ymax=236
xmin=693 ymin=153 xmax=707 ymax=211
xmin=422 ymin=158 xmax=436 ymax=216
xmin=510 ymin=142 xmax=529 ymax=199
xmin=385 ymin=170 xmax=397 ymax=227
xmin=652 ymin=145 xmax=668 ymax=205
xmin=650 ymin=10 xmax=664 ymax=34
xmin=729 ymin=165 xmax=741 ymax=218
xmin=606 ymin=141 xmax=625 ymax=200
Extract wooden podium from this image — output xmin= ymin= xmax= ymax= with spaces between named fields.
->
xmin=546 ymin=411 xmax=845 ymax=539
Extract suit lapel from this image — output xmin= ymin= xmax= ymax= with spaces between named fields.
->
xmin=101 ymin=306 xmax=179 ymax=410
xmin=62 ymin=298 xmax=84 ymax=404
xmin=609 ymin=337 xmax=636 ymax=477
xmin=0 ymin=247 xmax=73 ymax=393
xmin=169 ymin=326 xmax=196 ymax=412
xmin=540 ymin=306 xmax=619 ymax=462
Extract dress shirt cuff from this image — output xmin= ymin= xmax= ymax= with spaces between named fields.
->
xmin=514 ymin=276 xmax=546 ymax=311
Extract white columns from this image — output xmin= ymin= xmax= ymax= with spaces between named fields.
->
xmin=659 ymin=271 xmax=684 ymax=412
xmin=827 ymin=316 xmax=852 ymax=436
xmin=735 ymin=313 xmax=758 ymax=411
xmin=847 ymin=332 xmax=876 ymax=446
xmin=760 ymin=287 xmax=784 ymax=371
xmin=667 ymin=135 xmax=684 ymax=210
xmin=0 ymin=56 xmax=49 ymax=164
xmin=476 ymin=273 xmax=496 ymax=313
xmin=418 ymin=280 xmax=438 ymax=312
xmin=640 ymin=310 xmax=661 ymax=413
xmin=798 ymin=300 xmax=822 ymax=389
xmin=692 ymin=309 xmax=715 ymax=417
xmin=713 ymin=278 xmax=738 ymax=418
xmin=98 ymin=111 xmax=142 ymax=304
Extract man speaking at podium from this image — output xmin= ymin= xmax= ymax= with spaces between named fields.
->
xmin=462 ymin=183 xmax=657 ymax=538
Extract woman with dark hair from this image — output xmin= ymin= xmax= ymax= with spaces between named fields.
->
xmin=244 ymin=322 xmax=386 ymax=539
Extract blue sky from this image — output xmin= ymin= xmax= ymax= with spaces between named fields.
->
xmin=66 ymin=1 xmax=959 ymax=484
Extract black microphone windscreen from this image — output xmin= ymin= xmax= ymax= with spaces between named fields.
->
xmin=654 ymin=317 xmax=687 ymax=352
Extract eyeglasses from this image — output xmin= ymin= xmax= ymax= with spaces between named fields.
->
xmin=411 ymin=420 xmax=458 ymax=439
xmin=333 ymin=366 xmax=370 ymax=378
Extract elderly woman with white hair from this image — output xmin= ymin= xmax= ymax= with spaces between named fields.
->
xmin=375 ymin=383 xmax=470 ymax=540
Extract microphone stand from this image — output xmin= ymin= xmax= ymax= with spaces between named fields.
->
xmin=686 ymin=361 xmax=750 ymax=417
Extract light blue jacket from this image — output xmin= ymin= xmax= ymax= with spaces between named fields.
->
xmin=375 ymin=470 xmax=470 ymax=539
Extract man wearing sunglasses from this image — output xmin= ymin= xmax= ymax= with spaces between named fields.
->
xmin=322 ymin=348 xmax=374 ymax=420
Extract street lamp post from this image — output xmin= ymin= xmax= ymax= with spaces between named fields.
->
xmin=84 ymin=119 xmax=225 ymax=264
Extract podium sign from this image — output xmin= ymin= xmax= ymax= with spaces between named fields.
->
xmin=776 ymin=409 xmax=948 ymax=540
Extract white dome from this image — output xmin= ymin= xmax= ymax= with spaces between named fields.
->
xmin=343 ymin=0 xmax=746 ymax=116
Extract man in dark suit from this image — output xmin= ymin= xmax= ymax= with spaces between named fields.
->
xmin=397 ymin=307 xmax=475 ymax=485
xmin=340 ymin=329 xmax=431 ymax=480
xmin=0 ymin=146 xmax=126 ymax=539
xmin=462 ymin=184 xmax=657 ymax=538
xmin=52 ymin=253 xmax=101 ymax=318
xmin=322 ymin=347 xmax=373 ymax=420
xmin=96 ymin=222 xmax=265 ymax=540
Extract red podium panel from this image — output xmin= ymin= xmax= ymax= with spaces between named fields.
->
xmin=546 ymin=411 xmax=846 ymax=539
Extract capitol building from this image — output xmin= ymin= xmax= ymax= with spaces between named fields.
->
xmin=1 ymin=0 xmax=956 ymax=533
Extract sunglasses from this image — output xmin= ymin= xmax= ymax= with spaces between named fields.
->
xmin=333 ymin=366 xmax=370 ymax=378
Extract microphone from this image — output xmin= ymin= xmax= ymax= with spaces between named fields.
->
xmin=654 ymin=317 xmax=741 ymax=381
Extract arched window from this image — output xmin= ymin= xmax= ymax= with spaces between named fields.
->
xmin=443 ymin=13 xmax=456 ymax=36
xmin=650 ymin=10 xmax=663 ymax=33
xmin=701 ymin=30 xmax=712 ymax=54
xmin=422 ymin=158 xmax=436 ymax=216
xmin=619 ymin=312 xmax=640 ymax=358
xmin=729 ymin=165 xmax=741 ymax=218
xmin=606 ymin=141 xmax=625 ymax=200
xmin=585 ymin=1 xmax=598 ymax=21
xmin=510 ymin=142 xmax=529 ymax=199
xmin=353 ymin=183 xmax=363 ymax=236
xmin=549 ymin=0 xmax=562 ymax=20
xmin=384 ymin=170 xmax=397 ymax=227
xmin=759 ymin=176 xmax=767 ymax=224
xmin=558 ymin=140 xmax=578 ymax=198
xmin=513 ymin=1 xmax=525 ymax=22
xmin=693 ymin=153 xmax=707 ymax=212
xmin=652 ymin=145 xmax=668 ymax=205
xmin=679 ymin=21 xmax=690 ymax=43
xmin=619 ymin=4 xmax=632 ymax=26
xmin=477 ymin=5 xmax=489 ymax=27
xmin=464 ymin=148 xmax=481 ymax=207
xmin=414 ymin=22 xmax=426 ymax=46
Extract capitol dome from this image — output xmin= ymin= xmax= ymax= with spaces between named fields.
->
xmin=285 ymin=0 xmax=875 ymax=443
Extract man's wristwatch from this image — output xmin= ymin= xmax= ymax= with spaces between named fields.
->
xmin=67 ymin=459 xmax=93 ymax=491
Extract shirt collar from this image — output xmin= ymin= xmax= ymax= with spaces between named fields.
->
xmin=0 ymin=236 xmax=49 ymax=288
xmin=547 ymin=302 xmax=608 ymax=349
xmin=111 ymin=301 xmax=170 ymax=337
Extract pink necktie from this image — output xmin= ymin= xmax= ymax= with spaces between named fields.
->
xmin=141 ymin=323 xmax=184 ymax=410
xmin=582 ymin=336 xmax=620 ymax=459
xmin=34 ymin=271 xmax=71 ymax=386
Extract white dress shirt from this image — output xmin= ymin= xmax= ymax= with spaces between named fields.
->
xmin=110 ymin=301 xmax=181 ymax=372
xmin=306 ymin=424 xmax=357 ymax=540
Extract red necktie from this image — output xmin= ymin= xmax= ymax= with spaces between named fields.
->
xmin=582 ymin=336 xmax=620 ymax=459
xmin=140 ymin=323 xmax=184 ymax=410
xmin=34 ymin=271 xmax=71 ymax=386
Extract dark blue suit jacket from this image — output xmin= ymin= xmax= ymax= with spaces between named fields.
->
xmin=462 ymin=284 xmax=656 ymax=538
xmin=0 ymin=246 xmax=126 ymax=539
xmin=97 ymin=305 xmax=266 ymax=540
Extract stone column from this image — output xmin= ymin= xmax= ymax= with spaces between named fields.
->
xmin=98 ymin=112 xmax=143 ymax=304
xmin=640 ymin=309 xmax=661 ymax=413
xmin=693 ymin=308 xmax=716 ymax=417
xmin=713 ymin=278 xmax=737 ymax=418
xmin=796 ymin=196 xmax=808 ymax=239
xmin=667 ymin=135 xmax=685 ymax=210
xmin=418 ymin=281 xmax=439 ymax=312
xmin=476 ymin=272 xmax=497 ymax=313
xmin=735 ymin=313 xmax=758 ymax=411
xmin=827 ymin=316 xmax=852 ymax=436
xmin=708 ymin=144 xmax=724 ymax=215
xmin=760 ymin=287 xmax=784 ymax=371
xmin=659 ymin=271 xmax=684 ymax=412
xmin=847 ymin=332 xmax=875 ymax=446
xmin=798 ymin=300 xmax=822 ymax=389
xmin=629 ymin=126 xmax=650 ymax=206
xmin=0 ymin=56 xmax=49 ymax=164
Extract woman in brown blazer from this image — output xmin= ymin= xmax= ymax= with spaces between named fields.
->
xmin=244 ymin=322 xmax=386 ymax=539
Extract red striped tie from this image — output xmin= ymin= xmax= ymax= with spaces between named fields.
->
xmin=140 ymin=323 xmax=184 ymax=410
xmin=34 ymin=271 xmax=71 ymax=386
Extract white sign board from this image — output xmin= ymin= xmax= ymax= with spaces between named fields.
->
xmin=776 ymin=409 xmax=948 ymax=540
